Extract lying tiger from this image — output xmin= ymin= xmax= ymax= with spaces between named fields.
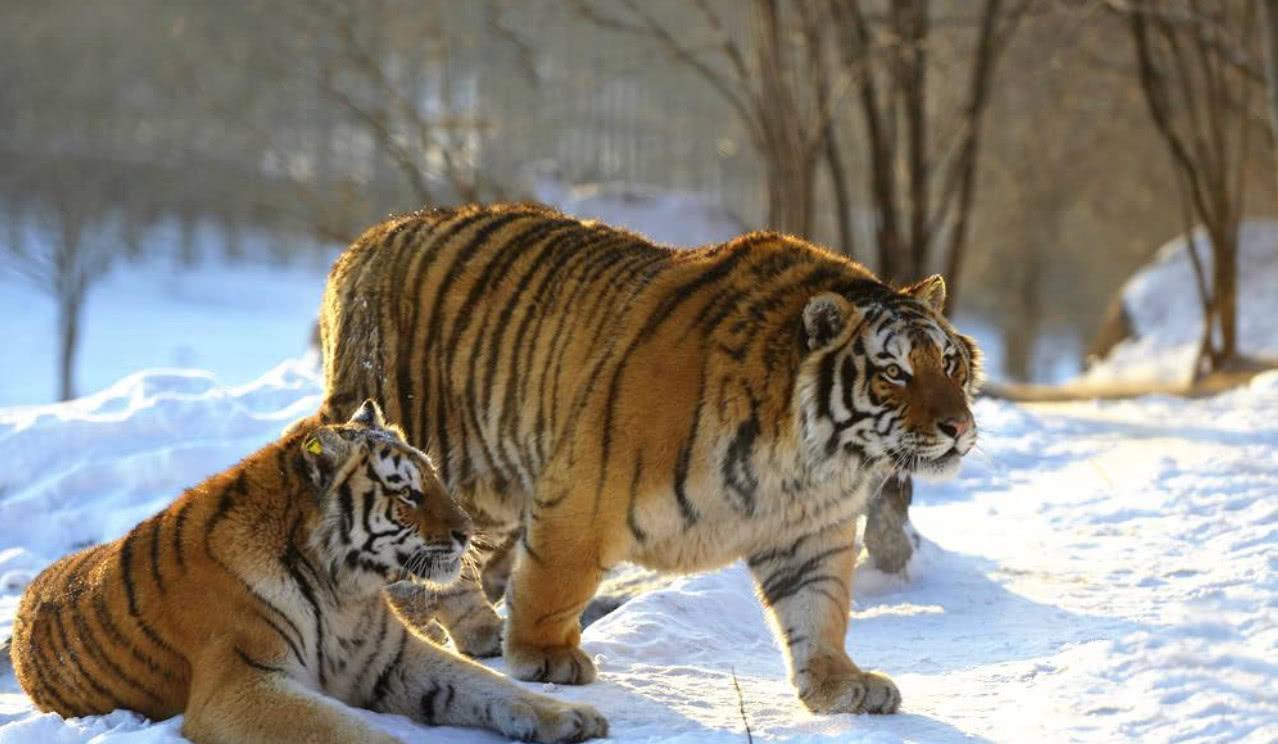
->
xmin=10 ymin=400 xmax=606 ymax=744
xmin=311 ymin=203 xmax=982 ymax=714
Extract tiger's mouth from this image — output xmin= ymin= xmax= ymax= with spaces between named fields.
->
xmin=403 ymin=549 xmax=463 ymax=588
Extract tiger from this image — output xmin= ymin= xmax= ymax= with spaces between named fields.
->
xmin=9 ymin=399 xmax=607 ymax=744
xmin=310 ymin=202 xmax=981 ymax=715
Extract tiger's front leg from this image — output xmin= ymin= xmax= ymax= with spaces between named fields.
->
xmin=430 ymin=562 xmax=504 ymax=658
xmin=748 ymin=520 xmax=901 ymax=714
xmin=372 ymin=630 xmax=607 ymax=743
xmin=502 ymin=510 xmax=606 ymax=685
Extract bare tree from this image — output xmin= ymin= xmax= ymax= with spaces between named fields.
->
xmin=573 ymin=0 xmax=840 ymax=240
xmin=1 ymin=176 xmax=113 ymax=401
xmin=1122 ymin=0 xmax=1263 ymax=377
xmin=289 ymin=0 xmax=498 ymax=213
xmin=829 ymin=0 xmax=1030 ymax=305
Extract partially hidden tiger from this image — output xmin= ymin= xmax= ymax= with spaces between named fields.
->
xmin=10 ymin=399 xmax=606 ymax=744
xmin=310 ymin=202 xmax=982 ymax=715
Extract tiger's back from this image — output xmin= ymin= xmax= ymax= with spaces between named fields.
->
xmin=318 ymin=203 xmax=682 ymax=505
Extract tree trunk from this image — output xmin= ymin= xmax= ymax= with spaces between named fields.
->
xmin=764 ymin=146 xmax=816 ymax=237
xmin=1214 ymin=226 xmax=1240 ymax=362
xmin=1263 ymin=0 xmax=1278 ymax=202
xmin=823 ymin=121 xmax=855 ymax=259
xmin=57 ymin=281 xmax=84 ymax=401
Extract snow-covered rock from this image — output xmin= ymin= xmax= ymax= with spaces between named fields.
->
xmin=1084 ymin=220 xmax=1278 ymax=385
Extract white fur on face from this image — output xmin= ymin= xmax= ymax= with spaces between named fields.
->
xmin=797 ymin=300 xmax=977 ymax=481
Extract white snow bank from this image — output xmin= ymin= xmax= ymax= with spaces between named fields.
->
xmin=2 ymin=366 xmax=1277 ymax=742
xmin=0 ymin=252 xmax=330 ymax=407
xmin=1084 ymin=219 xmax=1278 ymax=385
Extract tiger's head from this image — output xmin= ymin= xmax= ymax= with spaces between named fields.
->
xmin=796 ymin=274 xmax=981 ymax=481
xmin=299 ymin=400 xmax=472 ymax=590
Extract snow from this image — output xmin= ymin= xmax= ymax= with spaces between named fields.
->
xmin=2 ymin=195 xmax=1276 ymax=742
xmin=0 ymin=252 xmax=330 ymax=407
xmin=2 ymin=364 xmax=1276 ymax=743
xmin=531 ymin=168 xmax=745 ymax=248
xmin=1083 ymin=220 xmax=1278 ymax=385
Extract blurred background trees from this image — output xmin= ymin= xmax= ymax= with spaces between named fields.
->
xmin=2 ymin=0 xmax=1275 ymax=398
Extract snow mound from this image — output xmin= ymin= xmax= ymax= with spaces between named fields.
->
xmin=2 ymin=366 xmax=1277 ymax=742
xmin=1085 ymin=219 xmax=1278 ymax=384
xmin=0 ymin=250 xmax=330 ymax=407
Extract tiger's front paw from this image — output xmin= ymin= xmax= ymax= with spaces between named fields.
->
xmin=449 ymin=608 xmax=503 ymax=658
xmin=505 ymin=642 xmax=596 ymax=684
xmin=798 ymin=668 xmax=901 ymax=714
xmin=498 ymin=697 xmax=608 ymax=743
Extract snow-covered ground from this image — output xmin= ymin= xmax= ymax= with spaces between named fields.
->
xmin=1083 ymin=220 xmax=1278 ymax=385
xmin=2 ymin=198 xmax=1275 ymax=742
xmin=2 ymin=362 xmax=1276 ymax=743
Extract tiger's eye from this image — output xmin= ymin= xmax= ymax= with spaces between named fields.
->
xmin=885 ymin=364 xmax=902 ymax=379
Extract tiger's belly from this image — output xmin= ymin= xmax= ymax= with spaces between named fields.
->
xmin=627 ymin=479 xmax=874 ymax=573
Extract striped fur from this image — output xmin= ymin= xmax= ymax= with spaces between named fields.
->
xmin=313 ymin=203 xmax=982 ymax=714
xmin=10 ymin=400 xmax=606 ymax=744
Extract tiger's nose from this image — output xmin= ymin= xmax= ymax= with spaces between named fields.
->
xmin=937 ymin=414 xmax=973 ymax=440
xmin=451 ymin=530 xmax=471 ymax=550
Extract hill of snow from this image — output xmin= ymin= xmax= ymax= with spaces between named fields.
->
xmin=1084 ymin=220 xmax=1278 ymax=385
xmin=2 ymin=365 xmax=1276 ymax=743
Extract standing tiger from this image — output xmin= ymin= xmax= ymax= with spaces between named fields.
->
xmin=10 ymin=400 xmax=606 ymax=744
xmin=312 ymin=203 xmax=981 ymax=715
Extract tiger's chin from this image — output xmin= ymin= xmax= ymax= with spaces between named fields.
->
xmin=405 ymin=555 xmax=463 ymax=589
xmin=906 ymin=448 xmax=965 ymax=482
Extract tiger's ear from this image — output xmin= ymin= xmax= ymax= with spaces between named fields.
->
xmin=299 ymin=427 xmax=353 ymax=491
xmin=902 ymin=274 xmax=947 ymax=312
xmin=349 ymin=399 xmax=386 ymax=429
xmin=802 ymin=292 xmax=853 ymax=351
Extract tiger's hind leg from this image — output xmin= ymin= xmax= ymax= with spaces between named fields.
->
xmin=181 ymin=644 xmax=398 ymax=744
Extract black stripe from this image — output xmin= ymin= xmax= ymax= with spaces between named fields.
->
xmin=417 ymin=211 xmax=531 ymax=481
xmin=670 ymin=373 xmax=706 ymax=528
xmin=90 ymin=594 xmax=177 ymax=681
xmin=395 ymin=210 xmax=488 ymax=446
xmin=419 ymin=681 xmax=441 ymax=723
xmin=758 ymin=544 xmax=854 ymax=605
xmin=235 ymin=647 xmax=286 ymax=675
xmin=171 ymin=501 xmax=192 ymax=570
xmin=626 ymin=453 xmax=647 ymax=543
xmin=367 ymin=632 xmax=408 ymax=711
xmin=593 ymin=242 xmax=753 ymax=496
xmin=722 ymin=407 xmax=761 ymax=516
xmin=120 ymin=529 xmax=181 ymax=661
xmin=147 ymin=515 xmax=166 ymax=595
xmin=70 ymin=600 xmax=165 ymax=706
xmin=282 ymin=516 xmax=328 ymax=687
xmin=49 ymin=607 xmax=114 ymax=709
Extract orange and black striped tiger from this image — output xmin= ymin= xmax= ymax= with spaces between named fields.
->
xmin=311 ymin=203 xmax=982 ymax=715
xmin=10 ymin=400 xmax=606 ymax=744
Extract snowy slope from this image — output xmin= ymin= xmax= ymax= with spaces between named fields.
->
xmin=2 ymin=365 xmax=1276 ymax=743
xmin=0 ymin=255 xmax=330 ymax=407
xmin=1084 ymin=220 xmax=1278 ymax=385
